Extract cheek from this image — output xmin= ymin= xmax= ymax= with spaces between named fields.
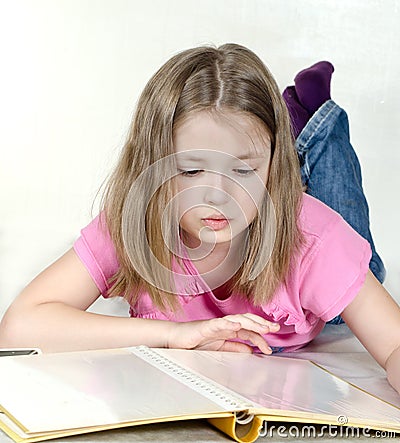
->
xmin=234 ymin=191 xmax=259 ymax=223
xmin=178 ymin=208 xmax=202 ymax=238
xmin=234 ymin=175 xmax=267 ymax=212
xmin=176 ymin=186 xmax=204 ymax=215
xmin=178 ymin=211 xmax=190 ymax=229
xmin=175 ymin=181 xmax=206 ymax=225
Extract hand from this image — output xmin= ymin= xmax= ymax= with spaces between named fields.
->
xmin=166 ymin=313 xmax=280 ymax=355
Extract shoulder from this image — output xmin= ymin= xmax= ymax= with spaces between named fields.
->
xmin=297 ymin=193 xmax=372 ymax=260
xmin=298 ymin=193 xmax=342 ymax=239
xmin=296 ymin=193 xmax=371 ymax=270
xmin=289 ymin=193 xmax=371 ymax=319
xmin=73 ymin=212 xmax=119 ymax=295
xmin=76 ymin=212 xmax=116 ymax=254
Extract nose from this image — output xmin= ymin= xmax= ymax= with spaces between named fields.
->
xmin=204 ymin=172 xmax=230 ymax=206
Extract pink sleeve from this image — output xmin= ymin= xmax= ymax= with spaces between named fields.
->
xmin=73 ymin=213 xmax=120 ymax=297
xmin=299 ymin=217 xmax=372 ymax=322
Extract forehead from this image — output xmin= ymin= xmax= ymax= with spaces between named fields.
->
xmin=173 ymin=110 xmax=271 ymax=159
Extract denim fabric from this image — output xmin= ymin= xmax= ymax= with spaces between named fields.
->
xmin=295 ymin=100 xmax=386 ymax=287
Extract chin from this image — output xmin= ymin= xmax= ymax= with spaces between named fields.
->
xmin=204 ymin=230 xmax=245 ymax=245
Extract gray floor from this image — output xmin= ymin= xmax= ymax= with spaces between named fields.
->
xmin=2 ymin=420 xmax=229 ymax=443
xmin=1 ymin=419 xmax=395 ymax=443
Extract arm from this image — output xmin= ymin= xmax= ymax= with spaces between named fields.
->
xmin=0 ymin=248 xmax=276 ymax=353
xmin=341 ymin=270 xmax=400 ymax=393
xmin=0 ymin=248 xmax=175 ymax=352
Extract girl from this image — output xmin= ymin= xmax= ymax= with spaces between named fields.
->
xmin=0 ymin=43 xmax=399 ymax=394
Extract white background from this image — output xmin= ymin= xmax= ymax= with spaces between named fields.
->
xmin=0 ymin=0 xmax=399 ymax=318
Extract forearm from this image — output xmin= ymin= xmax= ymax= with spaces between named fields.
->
xmin=0 ymin=302 xmax=174 ymax=353
xmin=385 ymin=345 xmax=400 ymax=394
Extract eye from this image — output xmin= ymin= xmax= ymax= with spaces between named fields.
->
xmin=178 ymin=169 xmax=203 ymax=177
xmin=233 ymin=168 xmax=257 ymax=176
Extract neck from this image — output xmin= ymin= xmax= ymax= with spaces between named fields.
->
xmin=183 ymin=232 xmax=247 ymax=291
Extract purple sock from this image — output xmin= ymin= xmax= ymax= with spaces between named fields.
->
xmin=294 ymin=61 xmax=334 ymax=115
xmin=282 ymin=86 xmax=311 ymax=139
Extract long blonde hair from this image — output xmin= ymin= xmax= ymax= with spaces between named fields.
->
xmin=101 ymin=43 xmax=304 ymax=311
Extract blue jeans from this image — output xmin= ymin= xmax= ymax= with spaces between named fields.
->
xmin=295 ymin=101 xmax=386 ymax=322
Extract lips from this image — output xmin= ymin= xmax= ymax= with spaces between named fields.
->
xmin=201 ymin=214 xmax=231 ymax=231
xmin=202 ymin=213 xmax=229 ymax=221
xmin=203 ymin=217 xmax=227 ymax=221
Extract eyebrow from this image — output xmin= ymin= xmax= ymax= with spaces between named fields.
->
xmin=237 ymin=153 xmax=266 ymax=160
xmin=177 ymin=153 xmax=266 ymax=162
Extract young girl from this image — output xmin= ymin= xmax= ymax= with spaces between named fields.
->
xmin=0 ymin=43 xmax=399 ymax=394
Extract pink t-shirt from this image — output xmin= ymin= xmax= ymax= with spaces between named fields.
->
xmin=73 ymin=194 xmax=371 ymax=352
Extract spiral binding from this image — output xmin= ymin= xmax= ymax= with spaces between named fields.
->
xmin=131 ymin=346 xmax=254 ymax=412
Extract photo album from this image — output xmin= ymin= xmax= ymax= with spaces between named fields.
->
xmin=0 ymin=346 xmax=399 ymax=442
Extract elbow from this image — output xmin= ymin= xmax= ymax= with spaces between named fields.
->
xmin=385 ymin=345 xmax=400 ymax=395
xmin=0 ymin=310 xmax=15 ymax=347
xmin=0 ymin=305 xmax=30 ymax=348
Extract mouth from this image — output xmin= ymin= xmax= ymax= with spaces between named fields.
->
xmin=201 ymin=214 xmax=231 ymax=230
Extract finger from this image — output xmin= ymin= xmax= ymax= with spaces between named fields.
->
xmin=241 ymin=313 xmax=281 ymax=331
xmin=224 ymin=314 xmax=279 ymax=334
xmin=236 ymin=329 xmax=272 ymax=355
xmin=220 ymin=340 xmax=253 ymax=354
xmin=224 ymin=313 xmax=279 ymax=330
xmin=204 ymin=318 xmax=242 ymax=335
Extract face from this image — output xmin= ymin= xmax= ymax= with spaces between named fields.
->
xmin=173 ymin=110 xmax=271 ymax=250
